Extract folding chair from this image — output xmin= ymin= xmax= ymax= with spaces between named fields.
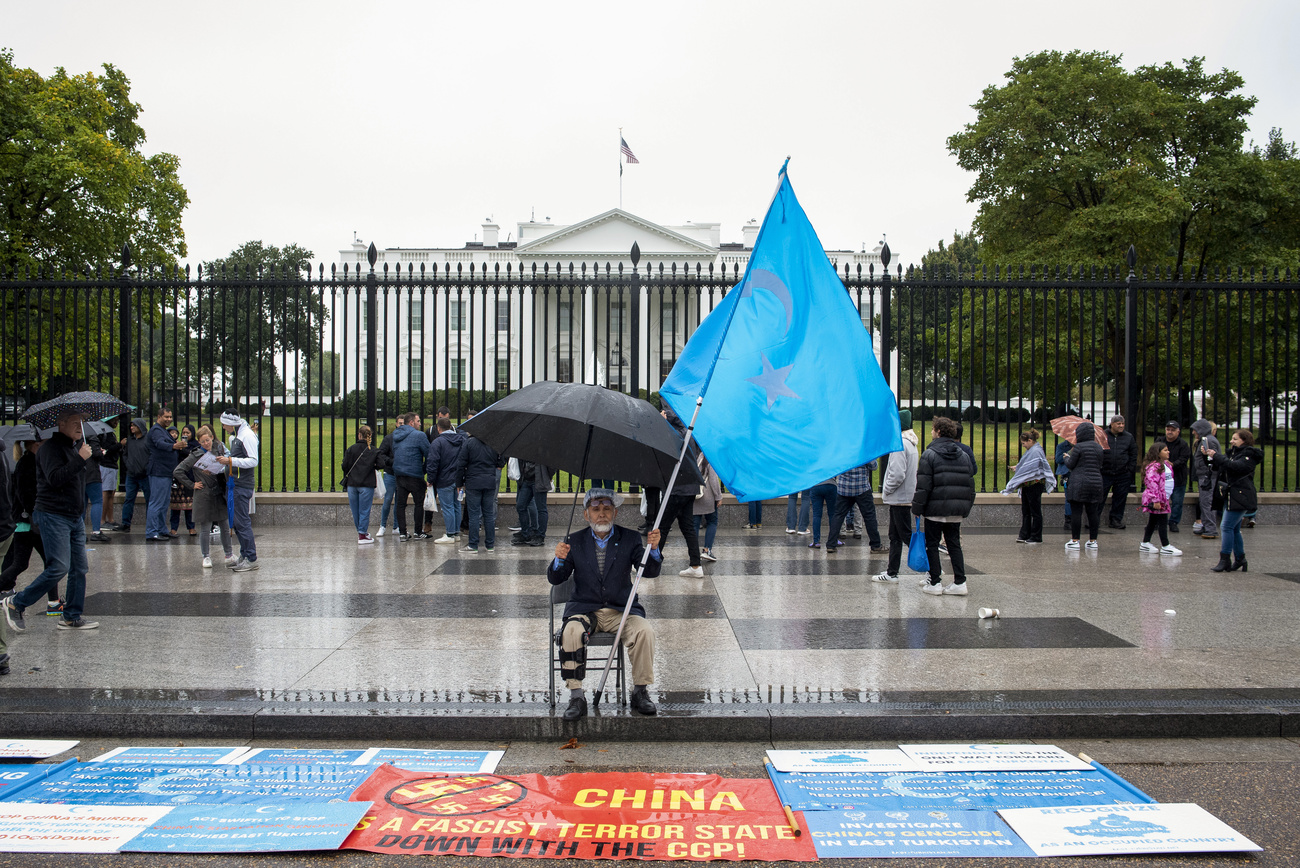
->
xmin=548 ymin=577 xmax=626 ymax=706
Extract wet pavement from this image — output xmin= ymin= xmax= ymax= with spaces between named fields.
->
xmin=1 ymin=519 xmax=1298 ymax=740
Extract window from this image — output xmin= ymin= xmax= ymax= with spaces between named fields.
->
xmin=408 ymin=298 xmax=423 ymax=331
xmin=408 ymin=357 xmax=423 ymax=392
xmin=496 ymin=357 xmax=509 ymax=389
xmin=450 ymin=358 xmax=466 ymax=391
xmin=496 ymin=299 xmax=510 ymax=332
xmin=660 ymin=357 xmax=677 ymax=380
xmin=359 ymin=300 xmax=368 ymax=332
xmin=556 ymin=358 xmax=573 ymax=383
xmin=450 ymin=300 xmax=466 ymax=332
xmin=558 ymin=300 xmax=573 ymax=333
xmin=359 ymin=357 xmax=369 ymax=390
xmin=609 ymin=300 xmax=626 ymax=337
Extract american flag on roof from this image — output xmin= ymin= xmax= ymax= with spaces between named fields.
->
xmin=620 ymin=137 xmax=640 ymax=164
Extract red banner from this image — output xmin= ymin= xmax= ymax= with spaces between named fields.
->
xmin=342 ymin=767 xmax=816 ymax=861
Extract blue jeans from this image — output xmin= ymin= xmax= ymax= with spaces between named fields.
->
xmin=347 ymin=486 xmax=374 ymax=534
xmin=120 ymin=474 xmax=149 ymax=527
xmin=516 ymin=481 xmax=548 ymax=538
xmin=747 ymin=501 xmax=763 ymax=525
xmin=84 ymin=480 xmax=103 ymax=532
xmin=437 ymin=485 xmax=460 ymax=536
xmin=693 ymin=511 xmax=718 ymax=550
xmin=786 ymin=492 xmax=810 ymax=531
xmin=231 ymin=487 xmax=256 ymax=561
xmin=1219 ymin=510 xmax=1246 ymax=559
xmin=465 ymin=488 xmax=497 ymax=548
xmin=380 ymin=473 xmax=398 ymax=530
xmin=1169 ymin=482 xmax=1187 ymax=527
xmin=15 ymin=511 xmax=87 ymax=621
xmin=146 ymin=475 xmax=172 ymax=537
xmin=808 ymin=483 xmax=837 ymax=544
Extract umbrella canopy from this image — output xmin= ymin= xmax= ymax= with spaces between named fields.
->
xmin=21 ymin=391 xmax=133 ymax=430
xmin=457 ymin=381 xmax=702 ymax=490
xmin=1050 ymin=415 xmax=1109 ymax=449
xmin=83 ymin=420 xmax=115 ymax=437
xmin=0 ymin=422 xmax=53 ymax=444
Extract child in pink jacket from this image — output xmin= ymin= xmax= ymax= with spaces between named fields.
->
xmin=1138 ymin=442 xmax=1181 ymax=556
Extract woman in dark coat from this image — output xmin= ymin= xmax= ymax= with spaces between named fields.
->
xmin=912 ymin=416 xmax=976 ymax=595
xmin=1063 ymin=421 xmax=1106 ymax=550
xmin=0 ymin=440 xmax=60 ymax=612
xmin=1207 ymin=429 xmax=1263 ymax=573
xmin=342 ymin=424 xmax=379 ymax=544
xmin=174 ymin=426 xmax=234 ymax=568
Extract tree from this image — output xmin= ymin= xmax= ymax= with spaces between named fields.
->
xmin=947 ymin=51 xmax=1298 ymax=277
xmin=0 ymin=49 xmax=188 ymax=271
xmin=195 ymin=241 xmax=327 ymax=405
xmin=298 ymin=350 xmax=340 ymax=397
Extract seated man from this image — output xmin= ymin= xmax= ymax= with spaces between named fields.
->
xmin=548 ymin=488 xmax=661 ymax=720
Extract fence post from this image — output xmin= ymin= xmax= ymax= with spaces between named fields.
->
xmin=628 ymin=241 xmax=641 ymax=398
xmin=366 ymin=242 xmax=378 ymax=432
xmin=117 ymin=242 xmax=132 ymax=407
xmin=879 ymin=242 xmax=892 ymax=389
xmin=1124 ymin=245 xmax=1140 ymax=433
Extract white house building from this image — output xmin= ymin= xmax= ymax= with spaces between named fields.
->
xmin=333 ymin=210 xmax=893 ymax=397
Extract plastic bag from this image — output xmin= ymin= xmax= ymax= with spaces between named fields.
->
xmin=373 ymin=473 xmax=386 ymax=500
xmin=423 ymin=486 xmax=437 ymax=512
xmin=507 ymin=457 xmax=521 ymax=481
xmin=907 ymin=517 xmax=929 ymax=573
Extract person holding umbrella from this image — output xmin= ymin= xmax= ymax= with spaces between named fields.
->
xmin=549 ymin=488 xmax=662 ymax=720
xmin=3 ymin=409 xmax=99 ymax=632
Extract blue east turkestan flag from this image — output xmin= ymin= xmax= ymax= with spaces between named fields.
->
xmin=659 ymin=163 xmax=901 ymax=502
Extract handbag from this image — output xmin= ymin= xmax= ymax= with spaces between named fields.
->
xmin=907 ymin=517 xmax=929 ymax=573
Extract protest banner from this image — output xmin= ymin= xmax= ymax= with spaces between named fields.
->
xmin=803 ymin=808 xmax=1035 ymax=858
xmin=354 ymin=748 xmax=504 ymax=773
xmin=122 ymin=801 xmax=374 ymax=853
xmin=0 ymin=740 xmax=78 ymax=759
xmin=998 ymin=803 xmax=1261 ymax=856
xmin=343 ymin=767 xmax=816 ymax=861
xmin=766 ymin=750 xmax=920 ymax=773
xmin=0 ymin=803 xmax=172 ymax=853
xmin=769 ymin=768 xmax=1154 ymax=812
xmin=90 ymin=746 xmax=249 ymax=764
xmin=8 ymin=762 xmax=375 ymax=806
xmin=898 ymin=744 xmax=1092 ymax=772
xmin=236 ymin=749 xmax=369 ymax=765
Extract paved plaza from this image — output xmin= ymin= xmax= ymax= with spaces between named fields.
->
xmin=1 ymin=516 xmax=1298 ymax=741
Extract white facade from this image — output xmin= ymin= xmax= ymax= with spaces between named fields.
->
xmin=333 ymin=211 xmax=892 ymax=396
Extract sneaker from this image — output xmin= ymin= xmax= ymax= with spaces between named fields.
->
xmin=1200 ymin=532 xmax=1219 ymax=540
xmin=1026 ymin=540 xmax=1042 ymax=545
xmin=231 ymin=558 xmax=259 ymax=572
xmin=871 ymin=572 xmax=898 ymax=583
xmin=1192 ymin=522 xmax=1203 ymax=534
xmin=921 ymin=582 xmax=945 ymax=596
xmin=700 ymin=549 xmax=717 ymax=562
xmin=1065 ymin=540 xmax=1081 ymax=550
xmin=460 ymin=545 xmax=479 ymax=554
xmin=56 ymin=617 xmax=99 ymax=630
xmin=167 ymin=530 xmax=178 ymax=538
xmin=1085 ymin=540 xmax=1099 ymax=550
xmin=1139 ymin=542 xmax=1160 ymax=553
xmin=3 ymin=600 xmax=24 ymax=632
xmin=918 ymin=577 xmax=931 ymax=588
xmin=943 ymin=582 xmax=969 ymax=596
xmin=785 ymin=528 xmax=796 ymax=534
xmin=754 ymin=523 xmax=762 ymax=529
xmin=1168 ymin=524 xmax=1180 ymax=533
xmin=211 ymin=525 xmax=221 ymax=536
xmin=45 ymin=599 xmax=65 ymax=616
xmin=88 ymin=531 xmax=110 ymax=543
xmin=508 ymin=525 xmax=523 ymax=532
xmin=1159 ymin=545 xmax=1183 ymax=556
xmin=433 ymin=534 xmax=457 ymax=545
xmin=359 ymin=534 xmax=375 ymax=545
xmin=484 ymin=546 xmax=494 ymax=552
xmin=224 ymin=555 xmax=239 ymax=567
xmin=808 ymin=542 xmax=821 ymax=549
xmin=937 ymin=543 xmax=949 ymax=555
xmin=525 ymin=536 xmax=545 ymax=547
xmin=202 ymin=556 xmax=213 ymax=568
xmin=375 ymin=527 xmax=385 ymax=538
xmin=796 ymin=529 xmax=811 ymax=536
xmin=741 ymin=523 xmax=754 ymax=529
xmin=1016 ymin=538 xmax=1028 ymax=544
xmin=412 ymin=532 xmax=431 ymax=540
xmin=870 ymin=545 xmax=887 ymax=554
xmin=678 ymin=565 xmax=704 ymax=578
xmin=398 ymin=534 xmax=411 ymax=542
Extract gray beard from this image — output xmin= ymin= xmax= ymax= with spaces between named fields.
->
xmin=590 ymin=521 xmax=613 ymax=535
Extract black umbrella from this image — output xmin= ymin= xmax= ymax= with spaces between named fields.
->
xmin=0 ymin=422 xmax=53 ymax=444
xmin=21 ymin=391 xmax=133 ymax=430
xmin=457 ymin=381 xmax=701 ymax=490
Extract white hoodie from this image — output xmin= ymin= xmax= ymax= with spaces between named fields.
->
xmin=881 ymin=428 xmax=919 ymax=506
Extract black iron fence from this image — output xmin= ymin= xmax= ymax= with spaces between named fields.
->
xmin=3 ymin=244 xmax=1298 ymax=494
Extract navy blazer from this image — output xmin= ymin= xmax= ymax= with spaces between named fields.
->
xmin=547 ymin=524 xmax=661 ymax=619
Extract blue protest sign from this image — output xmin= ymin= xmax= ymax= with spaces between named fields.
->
xmin=355 ymin=748 xmax=503 ymax=773
xmin=10 ymin=763 xmax=374 ymax=806
xmin=90 ymin=747 xmax=248 ymax=764
xmin=122 ymin=800 xmax=373 ymax=853
xmin=237 ymin=749 xmax=368 ymax=765
xmin=804 ymin=809 xmax=1036 ymax=858
xmin=0 ymin=760 xmax=78 ymax=801
xmin=771 ymin=768 xmax=1155 ymax=812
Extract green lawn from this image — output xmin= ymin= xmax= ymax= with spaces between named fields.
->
xmin=189 ymin=416 xmax=1300 ymax=495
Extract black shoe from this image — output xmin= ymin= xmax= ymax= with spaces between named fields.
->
xmin=3 ymin=600 xmax=25 ymax=633
xmin=1108 ymin=520 xmax=1125 ymax=529
xmin=1211 ymin=553 xmax=1232 ymax=573
xmin=1168 ymin=524 xmax=1180 ymax=533
xmin=511 ymin=532 xmax=527 ymax=544
xmin=852 ymin=532 xmax=862 ymax=540
xmin=1230 ymin=556 xmax=1248 ymax=573
xmin=630 ymin=686 xmax=657 ymax=716
xmin=0 ymin=653 xmax=8 ymax=676
xmin=88 ymin=531 xmax=110 ymax=543
xmin=525 ymin=535 xmax=545 ymax=547
xmin=563 ymin=696 xmax=588 ymax=720
xmin=870 ymin=545 xmax=887 ymax=554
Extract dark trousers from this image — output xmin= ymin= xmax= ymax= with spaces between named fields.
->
xmin=394 ymin=475 xmax=425 ymax=535
xmin=828 ymin=491 xmax=881 ymax=547
xmin=656 ymin=493 xmax=701 ymax=567
xmin=924 ymin=519 xmax=965 ymax=584
xmin=1102 ymin=474 xmax=1132 ymax=524
xmin=0 ymin=530 xmax=54 ymax=600
xmin=1143 ymin=513 xmax=1169 ymax=546
xmin=1069 ymin=499 xmax=1103 ymax=541
xmin=885 ymin=504 xmax=912 ymax=576
xmin=643 ymin=487 xmax=662 ymax=526
xmin=1018 ymin=482 xmax=1044 ymax=542
xmin=119 ymin=473 xmax=149 ymax=528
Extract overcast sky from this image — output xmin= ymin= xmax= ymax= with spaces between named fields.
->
xmin=8 ymin=0 xmax=1299 ymax=271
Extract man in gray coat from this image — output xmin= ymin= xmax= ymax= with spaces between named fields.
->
xmin=873 ymin=409 xmax=919 ymax=583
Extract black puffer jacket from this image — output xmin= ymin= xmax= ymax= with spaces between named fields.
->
xmin=1101 ymin=428 xmax=1136 ymax=477
xmin=1063 ymin=422 xmax=1106 ymax=503
xmin=1210 ymin=445 xmax=1263 ymax=512
xmin=912 ymin=437 xmax=976 ymax=519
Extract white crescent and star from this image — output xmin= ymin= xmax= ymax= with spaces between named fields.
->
xmin=739 ymin=268 xmax=799 ymax=409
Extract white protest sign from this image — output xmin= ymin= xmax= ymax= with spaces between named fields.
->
xmin=766 ymin=749 xmax=920 ymax=773
xmin=998 ymin=803 xmax=1261 ymax=856
xmin=90 ymin=746 xmax=250 ymax=765
xmin=0 ymin=803 xmax=173 ymax=853
xmin=0 ymin=740 xmax=78 ymax=760
xmin=900 ymin=744 xmax=1092 ymax=772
